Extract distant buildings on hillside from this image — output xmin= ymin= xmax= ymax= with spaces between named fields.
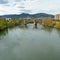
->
xmin=6 ymin=18 xmax=11 ymax=20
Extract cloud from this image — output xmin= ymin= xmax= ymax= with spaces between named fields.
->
xmin=18 ymin=6 xmax=25 ymax=8
xmin=0 ymin=0 xmax=8 ymax=4
xmin=15 ymin=0 xmax=26 ymax=2
xmin=0 ymin=0 xmax=60 ymax=15
xmin=20 ymin=9 xmax=32 ymax=13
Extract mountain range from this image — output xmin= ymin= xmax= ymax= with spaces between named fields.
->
xmin=0 ymin=13 xmax=54 ymax=18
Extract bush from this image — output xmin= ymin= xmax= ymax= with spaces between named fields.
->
xmin=0 ymin=18 xmax=7 ymax=30
xmin=42 ymin=18 xmax=54 ymax=27
xmin=54 ymin=21 xmax=60 ymax=29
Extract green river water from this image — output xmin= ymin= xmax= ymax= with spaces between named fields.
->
xmin=0 ymin=24 xmax=60 ymax=60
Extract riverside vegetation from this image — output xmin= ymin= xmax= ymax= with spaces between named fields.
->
xmin=0 ymin=17 xmax=60 ymax=30
xmin=42 ymin=18 xmax=60 ymax=29
xmin=0 ymin=18 xmax=23 ymax=30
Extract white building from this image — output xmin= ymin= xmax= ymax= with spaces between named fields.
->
xmin=55 ymin=14 xmax=60 ymax=20
xmin=6 ymin=18 xmax=11 ymax=20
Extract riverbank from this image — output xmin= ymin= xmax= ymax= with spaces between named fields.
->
xmin=0 ymin=18 xmax=60 ymax=30
xmin=0 ymin=18 xmax=22 ymax=30
xmin=42 ymin=18 xmax=60 ymax=29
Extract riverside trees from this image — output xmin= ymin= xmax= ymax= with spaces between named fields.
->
xmin=0 ymin=17 xmax=60 ymax=30
xmin=0 ymin=18 xmax=7 ymax=30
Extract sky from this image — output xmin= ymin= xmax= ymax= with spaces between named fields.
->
xmin=0 ymin=0 xmax=60 ymax=15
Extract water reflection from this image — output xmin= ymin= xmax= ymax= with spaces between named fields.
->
xmin=0 ymin=29 xmax=8 ymax=40
xmin=19 ymin=25 xmax=28 ymax=29
xmin=42 ymin=26 xmax=53 ymax=33
xmin=33 ymin=24 xmax=38 ymax=29
xmin=56 ymin=29 xmax=60 ymax=37
xmin=0 ymin=29 xmax=8 ymax=36
xmin=0 ymin=24 xmax=60 ymax=60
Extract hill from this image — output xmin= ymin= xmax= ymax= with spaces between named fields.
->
xmin=0 ymin=13 xmax=54 ymax=18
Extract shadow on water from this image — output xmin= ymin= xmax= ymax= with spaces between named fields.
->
xmin=18 ymin=25 xmax=28 ymax=29
xmin=33 ymin=26 xmax=38 ymax=29
xmin=33 ymin=24 xmax=38 ymax=29
xmin=0 ymin=29 xmax=8 ymax=40
xmin=0 ymin=29 xmax=8 ymax=36
xmin=56 ymin=29 xmax=60 ymax=37
xmin=41 ymin=26 xmax=53 ymax=33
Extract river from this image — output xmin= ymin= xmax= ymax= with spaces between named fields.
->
xmin=0 ymin=24 xmax=60 ymax=60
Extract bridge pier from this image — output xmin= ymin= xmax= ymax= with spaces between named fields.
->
xmin=33 ymin=19 xmax=38 ymax=28
xmin=24 ymin=20 xmax=27 ymax=25
xmin=21 ymin=20 xmax=27 ymax=28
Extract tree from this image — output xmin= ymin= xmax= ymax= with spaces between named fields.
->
xmin=42 ymin=17 xmax=54 ymax=27
xmin=54 ymin=21 xmax=60 ymax=29
xmin=0 ymin=18 xmax=7 ymax=30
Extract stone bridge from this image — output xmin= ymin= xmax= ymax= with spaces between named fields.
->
xmin=20 ymin=18 xmax=42 ymax=28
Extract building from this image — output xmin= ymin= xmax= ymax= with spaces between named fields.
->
xmin=55 ymin=14 xmax=60 ymax=20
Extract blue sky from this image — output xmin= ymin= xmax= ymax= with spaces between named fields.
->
xmin=0 ymin=0 xmax=60 ymax=15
